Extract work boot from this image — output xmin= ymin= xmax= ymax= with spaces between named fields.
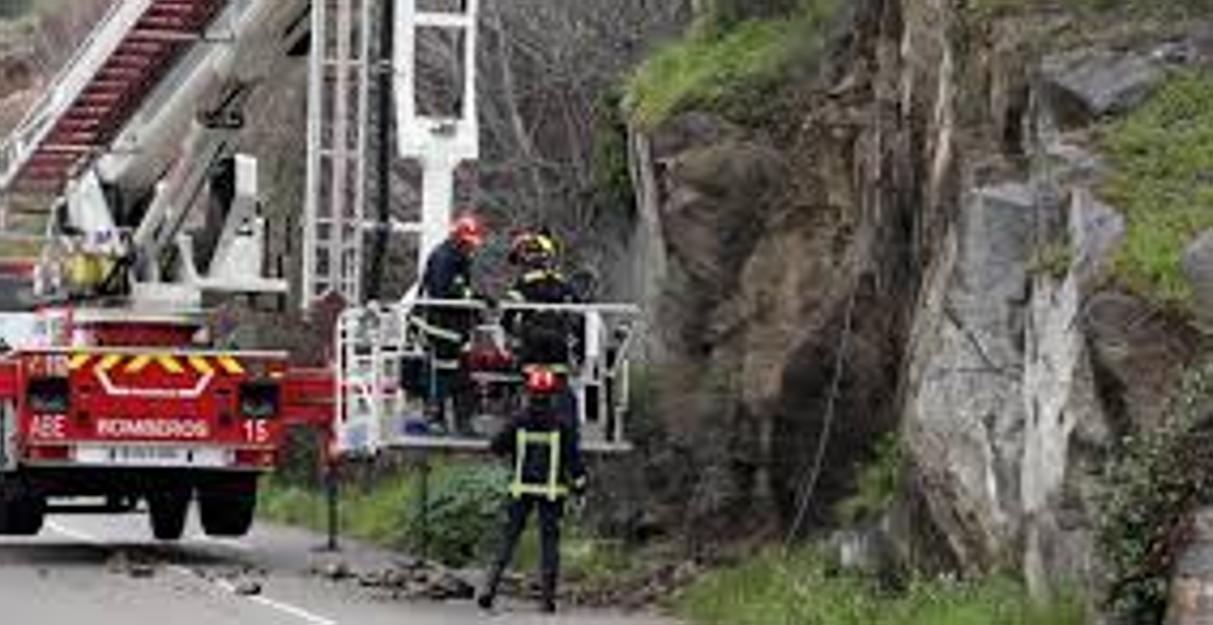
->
xmin=539 ymin=599 xmax=557 ymax=614
xmin=477 ymin=593 xmax=495 ymax=611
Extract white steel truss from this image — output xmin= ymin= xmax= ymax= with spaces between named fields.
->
xmin=303 ymin=0 xmax=373 ymax=309
xmin=394 ymin=0 xmax=481 ymax=271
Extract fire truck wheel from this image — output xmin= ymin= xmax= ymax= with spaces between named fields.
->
xmin=198 ymin=476 xmax=257 ymax=537
xmin=0 ymin=491 xmax=44 ymax=536
xmin=12 ymin=497 xmax=45 ymax=535
xmin=148 ymin=488 xmax=190 ymax=541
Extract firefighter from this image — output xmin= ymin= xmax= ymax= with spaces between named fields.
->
xmin=478 ymin=367 xmax=587 ymax=614
xmin=504 ymin=230 xmax=579 ymax=368
xmin=421 ymin=214 xmax=485 ymax=303
xmin=415 ymin=214 xmax=487 ymax=431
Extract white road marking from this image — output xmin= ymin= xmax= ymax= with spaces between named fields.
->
xmin=188 ymin=535 xmax=254 ymax=552
xmin=47 ymin=521 xmax=338 ymax=625
xmin=249 ymin=596 xmax=338 ymax=625
xmin=46 ymin=521 xmax=102 ymax=544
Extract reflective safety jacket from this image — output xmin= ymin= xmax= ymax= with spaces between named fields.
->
xmin=505 ymin=269 xmax=579 ymax=366
xmin=506 ymin=269 xmax=576 ymax=305
xmin=491 ymin=406 xmax=586 ymax=501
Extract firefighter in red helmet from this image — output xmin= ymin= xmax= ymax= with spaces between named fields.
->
xmin=414 ymin=214 xmax=487 ymax=431
xmin=421 ymin=214 xmax=485 ymax=302
xmin=478 ymin=366 xmax=586 ymax=614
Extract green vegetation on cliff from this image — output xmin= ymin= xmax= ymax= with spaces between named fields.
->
xmin=624 ymin=0 xmax=836 ymax=129
xmin=1099 ymin=359 xmax=1213 ymax=624
xmin=678 ymin=549 xmax=1085 ymax=625
xmin=1099 ymin=74 xmax=1213 ymax=306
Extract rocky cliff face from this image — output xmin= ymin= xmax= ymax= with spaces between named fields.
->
xmin=625 ymin=0 xmax=1213 ymax=602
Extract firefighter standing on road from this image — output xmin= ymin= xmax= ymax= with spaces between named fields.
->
xmin=478 ymin=367 xmax=587 ymax=614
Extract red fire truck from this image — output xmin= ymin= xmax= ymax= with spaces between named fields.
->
xmin=0 ymin=308 xmax=333 ymax=539
xmin=0 ymin=0 xmax=329 ymax=540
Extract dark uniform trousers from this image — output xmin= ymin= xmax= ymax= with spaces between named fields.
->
xmin=482 ymin=416 xmax=584 ymax=608
xmin=485 ymin=495 xmax=564 ymax=602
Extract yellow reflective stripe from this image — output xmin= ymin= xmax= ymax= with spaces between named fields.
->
xmin=156 ymin=355 xmax=184 ymax=374
xmin=216 ymin=356 xmax=244 ymax=375
xmin=510 ymin=430 xmax=566 ymax=501
xmin=124 ymin=355 xmax=152 ymax=373
xmin=509 ymin=484 xmax=569 ymax=498
xmin=548 ymin=431 xmax=563 ymax=501
xmin=97 ymin=354 xmax=123 ymax=372
xmin=68 ymin=354 xmax=91 ymax=371
xmin=188 ymin=356 xmax=214 ymax=375
xmin=512 ymin=432 xmax=527 ymax=498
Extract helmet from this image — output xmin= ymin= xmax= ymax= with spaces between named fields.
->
xmin=451 ymin=215 xmax=486 ymax=248
xmin=524 ymin=366 xmax=561 ymax=395
xmin=509 ymin=231 xmax=558 ymax=268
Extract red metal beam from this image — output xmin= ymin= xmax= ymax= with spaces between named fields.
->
xmin=11 ymin=0 xmax=227 ymax=192
xmin=130 ymin=30 xmax=199 ymax=43
xmin=108 ymin=54 xmax=157 ymax=69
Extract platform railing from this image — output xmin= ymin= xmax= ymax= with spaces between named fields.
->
xmin=335 ymin=298 xmax=640 ymax=456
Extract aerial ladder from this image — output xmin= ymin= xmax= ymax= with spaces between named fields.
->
xmin=0 ymin=0 xmax=639 ymax=539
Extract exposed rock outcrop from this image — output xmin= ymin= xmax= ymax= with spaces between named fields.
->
xmin=1168 ymin=509 xmax=1213 ymax=625
xmin=622 ymin=0 xmax=1211 ymax=606
xmin=1185 ymin=231 xmax=1213 ymax=335
xmin=1040 ymin=48 xmax=1166 ymax=128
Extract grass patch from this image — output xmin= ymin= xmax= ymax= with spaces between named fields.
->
xmin=624 ymin=0 xmax=836 ymax=130
xmin=677 ymin=548 xmax=1086 ymax=625
xmin=259 ymin=464 xmax=640 ymax=585
xmin=1098 ymin=73 xmax=1213 ymax=307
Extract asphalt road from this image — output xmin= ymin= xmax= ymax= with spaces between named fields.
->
xmin=0 ymin=510 xmax=680 ymax=625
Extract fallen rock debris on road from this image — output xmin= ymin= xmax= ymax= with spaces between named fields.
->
xmin=313 ymin=558 xmax=476 ymax=601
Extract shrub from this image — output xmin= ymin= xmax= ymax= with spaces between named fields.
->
xmin=1098 ymin=359 xmax=1213 ymax=624
xmin=402 ymin=464 xmax=510 ymax=567
xmin=259 ymin=462 xmax=512 ymax=568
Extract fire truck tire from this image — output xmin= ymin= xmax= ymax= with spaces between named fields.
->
xmin=198 ymin=476 xmax=257 ymax=537
xmin=148 ymin=488 xmax=190 ymax=541
xmin=0 ymin=493 xmax=44 ymax=535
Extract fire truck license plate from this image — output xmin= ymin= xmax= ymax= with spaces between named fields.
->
xmin=75 ymin=446 xmax=228 ymax=467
